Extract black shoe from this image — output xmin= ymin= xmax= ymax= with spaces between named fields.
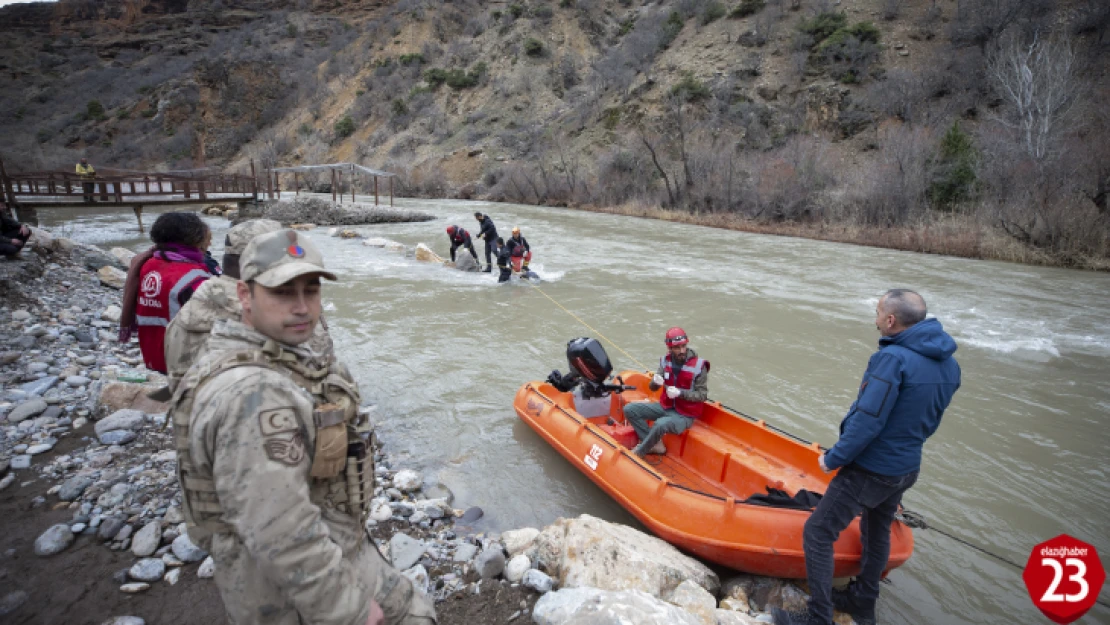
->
xmin=832 ymin=583 xmax=876 ymax=625
xmin=482 ymin=266 xmax=492 ymax=273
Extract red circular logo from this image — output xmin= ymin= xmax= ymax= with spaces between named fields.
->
xmin=287 ymin=245 xmax=305 ymax=258
xmin=140 ymin=272 xmax=161 ymax=298
xmin=1023 ymin=534 xmax=1105 ymax=624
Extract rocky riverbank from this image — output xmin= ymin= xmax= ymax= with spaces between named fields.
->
xmin=1 ymin=229 xmax=857 ymax=625
xmin=236 ymin=196 xmax=435 ymax=227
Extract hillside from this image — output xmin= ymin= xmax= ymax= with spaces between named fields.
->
xmin=1 ymin=0 xmax=1108 ymax=267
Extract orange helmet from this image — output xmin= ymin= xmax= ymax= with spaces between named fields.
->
xmin=665 ymin=327 xmax=688 ymax=347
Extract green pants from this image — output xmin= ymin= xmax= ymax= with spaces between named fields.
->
xmin=622 ymin=401 xmax=694 ymax=452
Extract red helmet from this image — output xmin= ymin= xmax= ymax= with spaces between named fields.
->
xmin=446 ymin=225 xmax=457 ymax=236
xmin=665 ymin=327 xmax=688 ymax=347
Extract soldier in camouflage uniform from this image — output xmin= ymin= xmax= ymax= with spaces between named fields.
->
xmin=164 ymin=219 xmax=334 ymax=393
xmin=169 ymin=229 xmax=436 ymax=625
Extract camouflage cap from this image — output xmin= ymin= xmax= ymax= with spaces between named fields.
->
xmin=240 ymin=229 xmax=337 ymax=287
xmin=224 ymin=219 xmax=283 ymax=255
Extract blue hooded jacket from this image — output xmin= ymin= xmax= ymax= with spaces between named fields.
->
xmin=824 ymin=318 xmax=961 ymax=476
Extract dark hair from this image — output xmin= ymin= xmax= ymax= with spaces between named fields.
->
xmin=882 ymin=289 xmax=927 ymax=326
xmin=150 ymin=212 xmax=209 ymax=250
xmin=496 ymin=236 xmax=504 ymax=244
xmin=474 ymin=211 xmax=484 ymax=218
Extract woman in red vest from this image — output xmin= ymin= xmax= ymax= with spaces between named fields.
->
xmin=120 ymin=212 xmax=215 ymax=373
xmin=623 ymin=327 xmax=710 ymax=457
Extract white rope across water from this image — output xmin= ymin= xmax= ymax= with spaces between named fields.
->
xmin=269 ymin=162 xmax=397 ymax=177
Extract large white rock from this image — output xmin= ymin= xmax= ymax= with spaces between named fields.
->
xmin=98 ymin=266 xmax=127 ymax=290
xmin=101 ymin=305 xmax=122 ymax=323
xmin=715 ymin=610 xmax=765 ymax=625
xmin=171 ymin=534 xmax=207 ymax=562
xmin=501 ymin=527 xmax=540 ymax=557
xmin=109 ymin=247 xmax=137 ymax=266
xmin=95 ymin=409 xmax=146 ymax=437
xmin=454 ymin=253 xmax=479 ymax=272
xmin=197 ymin=556 xmax=216 ymax=578
xmin=667 ymin=579 xmax=717 ymax=625
xmin=401 ymin=564 xmax=429 ymax=595
xmin=527 ymin=514 xmax=719 ymax=600
xmin=34 ymin=524 xmax=75 ymax=556
xmin=131 ymin=521 xmax=162 ymax=557
xmin=392 ymin=469 xmax=421 ymax=492
xmin=413 ymin=243 xmax=444 ymax=263
xmin=532 ymin=587 xmax=704 ymax=625
xmin=505 ymin=554 xmax=531 ymax=583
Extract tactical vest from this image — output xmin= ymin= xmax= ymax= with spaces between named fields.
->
xmin=169 ymin=340 xmax=373 ymax=539
xmin=660 ymin=354 xmax=709 ymax=418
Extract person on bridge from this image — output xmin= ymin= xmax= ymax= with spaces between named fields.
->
xmin=505 ymin=226 xmax=532 ymax=276
xmin=446 ymin=224 xmax=478 ymax=264
xmin=121 ymin=212 xmax=215 ymax=374
xmin=772 ymin=290 xmax=961 ymax=625
xmin=76 ymin=157 xmax=96 ymax=203
xmin=623 ymin=327 xmax=710 ymax=457
xmin=473 ymin=211 xmax=498 ymax=272
xmin=0 ymin=203 xmax=31 ymax=258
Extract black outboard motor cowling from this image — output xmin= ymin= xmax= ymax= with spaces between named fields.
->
xmin=546 ymin=337 xmax=634 ymax=399
xmin=566 ymin=337 xmax=612 ymax=384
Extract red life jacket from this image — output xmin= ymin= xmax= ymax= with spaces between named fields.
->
xmin=659 ymin=354 xmax=710 ymax=418
xmin=136 ymin=256 xmax=210 ymax=373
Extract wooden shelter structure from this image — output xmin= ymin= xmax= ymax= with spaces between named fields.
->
xmin=267 ymin=163 xmax=396 ymax=206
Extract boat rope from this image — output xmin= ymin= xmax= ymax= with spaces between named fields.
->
xmin=897 ymin=510 xmax=1110 ymax=610
xmin=522 ymin=279 xmax=651 ymax=372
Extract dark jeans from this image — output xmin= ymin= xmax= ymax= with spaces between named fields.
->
xmin=82 ymin=181 xmax=95 ymax=202
xmin=0 ymin=227 xmax=29 ymax=257
xmin=498 ymin=266 xmax=511 ymax=283
xmin=482 ymin=238 xmax=494 ymax=267
xmin=803 ymin=465 xmax=918 ymax=624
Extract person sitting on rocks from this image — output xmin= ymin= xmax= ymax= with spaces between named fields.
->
xmin=0 ymin=202 xmax=31 ymax=258
xmin=119 ymin=212 xmax=215 ymax=374
xmin=163 ymin=219 xmax=333 ymax=392
xmin=446 ymin=224 xmax=479 ymax=264
xmin=623 ymin=327 xmax=710 ymax=457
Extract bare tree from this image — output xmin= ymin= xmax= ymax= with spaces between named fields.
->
xmin=986 ymin=32 xmax=1080 ymax=161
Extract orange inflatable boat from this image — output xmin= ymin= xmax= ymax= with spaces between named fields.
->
xmin=514 ymin=368 xmax=915 ymax=578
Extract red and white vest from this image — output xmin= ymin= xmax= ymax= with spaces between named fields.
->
xmin=660 ymin=354 xmax=710 ymax=418
xmin=136 ymin=256 xmax=210 ymax=373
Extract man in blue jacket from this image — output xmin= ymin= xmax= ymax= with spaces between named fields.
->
xmin=774 ymin=289 xmax=961 ymax=625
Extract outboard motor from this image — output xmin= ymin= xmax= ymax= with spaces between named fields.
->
xmin=547 ymin=337 xmax=634 ymax=399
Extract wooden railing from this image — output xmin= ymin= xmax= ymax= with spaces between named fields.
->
xmin=2 ymin=168 xmax=258 ymax=205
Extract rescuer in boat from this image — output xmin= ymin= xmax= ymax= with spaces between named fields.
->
xmin=623 ymin=327 xmax=709 ymax=457
xmin=505 ymin=226 xmax=532 ymax=277
xmin=445 ymin=225 xmax=479 ymax=264
xmin=473 ymin=211 xmax=497 ymax=273
xmin=772 ymin=289 xmax=960 ymax=625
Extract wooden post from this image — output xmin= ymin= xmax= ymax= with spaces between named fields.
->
xmin=337 ymin=169 xmax=342 ymax=204
xmin=250 ymin=160 xmax=258 ymax=200
xmin=351 ymin=165 xmax=355 ymax=203
xmin=374 ymin=175 xmax=379 ymax=206
xmin=198 ymin=179 xmax=207 ymax=201
xmin=390 ymin=176 xmax=393 ymax=207
xmin=274 ymin=171 xmax=280 ymax=198
xmin=0 ymin=157 xmax=16 ymax=209
xmin=331 ymin=169 xmax=337 ymax=204
xmin=115 ymin=179 xmax=124 ymax=203
xmin=294 ymin=172 xmax=299 ymax=196
xmin=266 ymin=168 xmax=274 ymax=200
xmin=133 ymin=205 xmax=144 ymax=233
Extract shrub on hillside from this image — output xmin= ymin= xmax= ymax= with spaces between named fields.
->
xmin=701 ymin=1 xmax=727 ymax=25
xmin=334 ymin=115 xmax=355 ymax=139
xmin=660 ymin=11 xmax=685 ymax=49
xmin=524 ymin=38 xmax=544 ymax=56
xmin=730 ymin=0 xmax=765 ymax=18
xmin=85 ymin=100 xmax=105 ymax=121
xmin=670 ymin=73 xmax=711 ymax=102
xmin=399 ymin=53 xmax=425 ymax=65
xmin=797 ymin=11 xmax=847 ymax=42
xmin=928 ymin=121 xmax=978 ymax=210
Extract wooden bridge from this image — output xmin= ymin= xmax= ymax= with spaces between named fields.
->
xmin=0 ymin=157 xmax=260 ymax=232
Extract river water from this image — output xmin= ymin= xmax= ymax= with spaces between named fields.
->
xmin=38 ymin=196 xmax=1110 ymax=625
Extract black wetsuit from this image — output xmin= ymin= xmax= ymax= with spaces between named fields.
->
xmin=475 ymin=216 xmax=498 ymax=268
xmin=496 ymin=243 xmax=513 ymax=283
